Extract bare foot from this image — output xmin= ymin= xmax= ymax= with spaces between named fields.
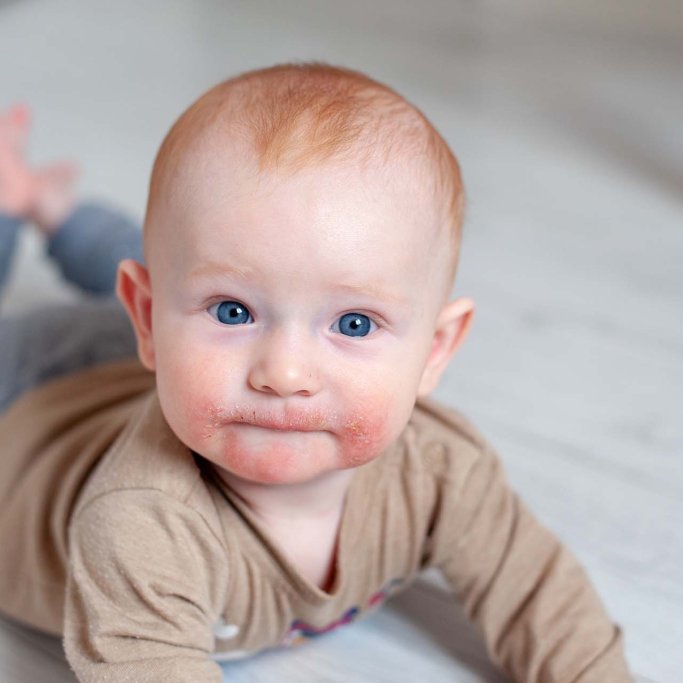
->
xmin=29 ymin=161 xmax=80 ymax=234
xmin=0 ymin=104 xmax=34 ymax=218
xmin=0 ymin=105 xmax=80 ymax=233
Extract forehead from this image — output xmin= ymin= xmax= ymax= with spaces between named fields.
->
xmin=174 ymin=143 xmax=433 ymax=240
xmin=147 ymin=139 xmax=451 ymax=303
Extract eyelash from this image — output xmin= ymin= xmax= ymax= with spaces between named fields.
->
xmin=205 ymin=300 xmax=383 ymax=337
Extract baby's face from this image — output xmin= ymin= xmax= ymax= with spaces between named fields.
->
xmin=137 ymin=147 xmax=463 ymax=486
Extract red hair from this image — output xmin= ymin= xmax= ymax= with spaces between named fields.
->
xmin=146 ymin=63 xmax=464 ymax=276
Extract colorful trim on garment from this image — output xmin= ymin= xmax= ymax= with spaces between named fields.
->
xmin=281 ymin=577 xmax=404 ymax=647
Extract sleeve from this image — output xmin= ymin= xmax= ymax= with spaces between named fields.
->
xmin=64 ymin=490 xmax=228 ymax=682
xmin=431 ymin=442 xmax=632 ymax=683
xmin=47 ymin=201 xmax=144 ymax=295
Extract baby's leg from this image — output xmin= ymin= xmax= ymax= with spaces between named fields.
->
xmin=0 ymin=297 xmax=137 ymax=413
xmin=0 ymin=214 xmax=21 ymax=296
xmin=0 ymin=202 xmax=146 ymax=410
xmin=45 ymin=202 xmax=144 ymax=295
xmin=0 ymin=204 xmax=144 ymax=412
xmin=0 ymin=106 xmax=144 ymax=412
xmin=1 ymin=203 xmax=145 ymax=413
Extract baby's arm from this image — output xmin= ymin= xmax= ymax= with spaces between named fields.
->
xmin=64 ymin=490 xmax=228 ymax=682
xmin=430 ymin=437 xmax=631 ymax=682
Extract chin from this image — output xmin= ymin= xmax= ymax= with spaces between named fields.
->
xmin=192 ymin=419 xmax=389 ymax=486
xmin=204 ymin=439 xmax=334 ymax=486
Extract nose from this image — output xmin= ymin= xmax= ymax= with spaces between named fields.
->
xmin=247 ymin=329 xmax=321 ymax=398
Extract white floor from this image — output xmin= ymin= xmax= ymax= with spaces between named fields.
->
xmin=0 ymin=0 xmax=681 ymax=681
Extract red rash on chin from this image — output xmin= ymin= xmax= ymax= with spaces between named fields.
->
xmin=215 ymin=431 xmax=306 ymax=483
xmin=189 ymin=397 xmax=393 ymax=484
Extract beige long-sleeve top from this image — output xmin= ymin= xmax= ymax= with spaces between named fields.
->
xmin=0 ymin=359 xmax=631 ymax=682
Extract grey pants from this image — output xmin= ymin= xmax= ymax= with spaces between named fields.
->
xmin=0 ymin=203 xmax=144 ymax=413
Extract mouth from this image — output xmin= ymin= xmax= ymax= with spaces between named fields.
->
xmin=210 ymin=405 xmax=332 ymax=434
xmin=231 ymin=420 xmax=322 ymax=433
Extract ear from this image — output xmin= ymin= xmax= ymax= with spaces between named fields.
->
xmin=116 ymin=259 xmax=156 ymax=371
xmin=417 ymin=297 xmax=475 ymax=397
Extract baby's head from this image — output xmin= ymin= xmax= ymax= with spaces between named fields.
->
xmin=118 ymin=63 xmax=474 ymax=486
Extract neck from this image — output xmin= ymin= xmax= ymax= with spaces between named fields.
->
xmin=216 ymin=468 xmax=356 ymax=525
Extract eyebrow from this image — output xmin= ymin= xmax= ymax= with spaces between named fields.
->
xmin=187 ymin=262 xmax=255 ymax=281
xmin=187 ymin=262 xmax=408 ymax=307
xmin=336 ymin=282 xmax=408 ymax=307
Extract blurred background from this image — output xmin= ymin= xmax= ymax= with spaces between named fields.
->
xmin=0 ymin=0 xmax=681 ymax=681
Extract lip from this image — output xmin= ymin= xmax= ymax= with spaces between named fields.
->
xmin=231 ymin=420 xmax=322 ymax=433
xmin=206 ymin=404 xmax=333 ymax=433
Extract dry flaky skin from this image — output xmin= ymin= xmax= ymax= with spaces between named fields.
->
xmin=0 ymin=359 xmax=630 ymax=682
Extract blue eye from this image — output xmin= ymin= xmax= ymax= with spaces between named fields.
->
xmin=334 ymin=313 xmax=375 ymax=337
xmin=209 ymin=301 xmax=253 ymax=325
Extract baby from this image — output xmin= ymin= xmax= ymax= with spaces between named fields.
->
xmin=0 ymin=65 xmax=631 ymax=681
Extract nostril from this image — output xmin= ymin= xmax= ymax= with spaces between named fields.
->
xmin=248 ymin=360 xmax=319 ymax=397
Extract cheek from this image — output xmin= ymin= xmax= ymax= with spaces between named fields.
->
xmin=335 ymin=394 xmax=405 ymax=467
xmin=156 ymin=352 xmax=238 ymax=446
xmin=334 ymin=363 xmax=419 ymax=464
xmin=187 ymin=393 xmax=229 ymax=443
